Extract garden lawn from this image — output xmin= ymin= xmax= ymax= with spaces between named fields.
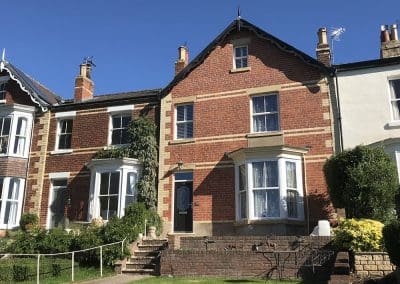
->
xmin=0 ymin=257 xmax=115 ymax=283
xmin=132 ymin=277 xmax=301 ymax=284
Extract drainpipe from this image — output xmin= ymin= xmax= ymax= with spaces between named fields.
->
xmin=333 ymin=68 xmax=344 ymax=152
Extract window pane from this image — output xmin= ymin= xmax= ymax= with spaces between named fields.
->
xmin=112 ymin=116 xmax=121 ymax=128
xmin=4 ymin=201 xmax=18 ymax=225
xmin=239 ymin=165 xmax=246 ymax=191
xmin=286 ymin=161 xmax=297 ymax=188
xmin=253 ymin=162 xmax=264 ymax=188
xmin=242 ymin=47 xmax=248 ymax=56
xmin=2 ymin=118 xmax=11 ymax=135
xmin=121 ymin=129 xmax=129 ymax=144
xmin=126 ymin=173 xmax=137 ymax=195
xmin=109 ymin=172 xmax=120 ymax=195
xmin=0 ymin=178 xmax=3 ymax=198
xmin=125 ymin=196 xmax=135 ymax=208
xmin=392 ymin=101 xmax=400 ymax=120
xmin=122 ymin=116 xmax=131 ymax=127
xmin=235 ymin=59 xmax=242 ymax=69
xmin=235 ymin=47 xmax=241 ymax=57
xmin=99 ymin=197 xmax=109 ymax=219
xmin=252 ymin=96 xmax=265 ymax=113
xmin=108 ymin=196 xmax=118 ymax=219
xmin=254 ymin=190 xmax=266 ymax=217
xmin=14 ymin=137 xmax=25 ymax=155
xmin=266 ymin=189 xmax=280 ymax=217
xmin=287 ymin=190 xmax=299 ymax=218
xmin=186 ymin=122 xmax=193 ymax=138
xmin=265 ymin=161 xmax=278 ymax=187
xmin=253 ymin=115 xmax=266 ymax=132
xmin=176 ymin=106 xmax=185 ymax=121
xmin=266 ymin=114 xmax=279 ymax=131
xmin=65 ymin=120 xmax=73 ymax=133
xmin=8 ymin=179 xmax=19 ymax=200
xmin=241 ymin=58 xmax=248 ymax=68
xmin=390 ymin=80 xmax=400 ymax=99
xmin=240 ymin=191 xmax=247 ymax=219
xmin=177 ymin=124 xmax=185 ymax=139
xmin=53 ymin=179 xmax=67 ymax=187
xmin=265 ymin=95 xmax=278 ymax=112
xmin=60 ymin=120 xmax=68 ymax=133
xmin=175 ymin=172 xmax=193 ymax=181
xmin=185 ymin=105 xmax=193 ymax=121
xmin=111 ymin=129 xmax=122 ymax=145
xmin=100 ymin=173 xmax=109 ymax=195
xmin=59 ymin=134 xmax=72 ymax=149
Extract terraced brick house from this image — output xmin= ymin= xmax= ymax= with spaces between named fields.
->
xmin=335 ymin=24 xmax=400 ymax=180
xmin=0 ymin=58 xmax=61 ymax=232
xmin=157 ymin=18 xmax=336 ymax=236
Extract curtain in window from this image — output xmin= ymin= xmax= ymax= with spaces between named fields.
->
xmin=125 ymin=172 xmax=137 ymax=207
xmin=391 ymin=80 xmax=400 ymax=120
xmin=254 ymin=190 xmax=266 ymax=217
xmin=240 ymin=191 xmax=247 ymax=219
xmin=286 ymin=161 xmax=297 ymax=188
xmin=0 ymin=118 xmax=11 ymax=154
xmin=266 ymin=189 xmax=280 ymax=217
xmin=265 ymin=161 xmax=278 ymax=187
xmin=99 ymin=172 xmax=120 ymax=220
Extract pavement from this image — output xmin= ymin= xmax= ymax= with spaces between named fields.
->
xmin=79 ymin=274 xmax=152 ymax=284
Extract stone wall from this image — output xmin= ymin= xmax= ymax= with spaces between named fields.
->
xmin=354 ymin=252 xmax=396 ymax=278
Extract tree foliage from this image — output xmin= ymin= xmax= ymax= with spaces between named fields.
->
xmin=382 ymin=220 xmax=400 ymax=266
xmin=323 ymin=145 xmax=398 ymax=221
xmin=93 ymin=116 xmax=158 ymax=209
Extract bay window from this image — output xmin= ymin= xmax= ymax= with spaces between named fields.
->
xmin=0 ymin=177 xmax=24 ymax=229
xmin=231 ymin=146 xmax=306 ymax=221
xmin=0 ymin=105 xmax=34 ymax=158
xmin=87 ymin=158 xmax=140 ymax=221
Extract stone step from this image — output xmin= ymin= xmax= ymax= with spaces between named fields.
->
xmin=141 ymin=239 xmax=168 ymax=246
xmin=137 ymin=244 xmax=164 ymax=251
xmin=134 ymin=250 xmax=160 ymax=257
xmin=126 ymin=263 xmax=156 ymax=270
xmin=129 ymin=257 xmax=156 ymax=264
xmin=122 ymin=268 xmax=155 ymax=274
xmin=333 ymin=263 xmax=350 ymax=275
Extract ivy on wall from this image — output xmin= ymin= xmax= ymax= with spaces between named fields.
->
xmin=94 ymin=117 xmax=158 ymax=209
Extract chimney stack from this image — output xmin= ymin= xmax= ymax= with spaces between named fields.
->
xmin=175 ymin=46 xmax=189 ymax=75
xmin=380 ymin=24 xmax=400 ymax=58
xmin=316 ymin=27 xmax=331 ymax=66
xmin=74 ymin=62 xmax=94 ymax=102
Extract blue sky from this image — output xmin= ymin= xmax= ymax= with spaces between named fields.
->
xmin=2 ymin=1 xmax=400 ymax=99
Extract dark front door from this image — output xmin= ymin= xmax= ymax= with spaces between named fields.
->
xmin=174 ymin=181 xmax=193 ymax=232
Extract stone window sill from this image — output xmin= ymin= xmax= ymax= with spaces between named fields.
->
xmin=246 ymin=131 xmax=283 ymax=138
xmin=230 ymin=67 xmax=251 ymax=73
xmin=169 ymin=138 xmax=195 ymax=145
xmin=386 ymin=121 xmax=400 ymax=128
xmin=50 ymin=149 xmax=73 ymax=155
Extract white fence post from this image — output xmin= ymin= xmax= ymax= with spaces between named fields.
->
xmin=36 ymin=254 xmax=40 ymax=284
xmin=71 ymin=251 xmax=75 ymax=282
xmin=100 ymin=246 xmax=103 ymax=277
xmin=121 ymin=238 xmax=124 ymax=256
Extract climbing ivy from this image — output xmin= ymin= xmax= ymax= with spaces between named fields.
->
xmin=94 ymin=117 xmax=158 ymax=209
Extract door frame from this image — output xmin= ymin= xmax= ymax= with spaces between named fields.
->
xmin=173 ymin=171 xmax=193 ymax=233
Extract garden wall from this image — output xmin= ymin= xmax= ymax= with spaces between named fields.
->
xmin=354 ymin=252 xmax=396 ymax=278
xmin=161 ymin=235 xmax=334 ymax=280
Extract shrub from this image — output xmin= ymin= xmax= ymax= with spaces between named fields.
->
xmin=9 ymin=228 xmax=46 ymax=254
xmin=12 ymin=264 xmax=29 ymax=282
xmin=382 ymin=220 xmax=400 ymax=266
xmin=333 ymin=218 xmax=384 ymax=252
xmin=19 ymin=213 xmax=39 ymax=231
xmin=124 ymin=202 xmax=163 ymax=237
xmin=71 ymin=226 xmax=103 ymax=266
xmin=102 ymin=217 xmax=131 ymax=265
xmin=39 ymin=228 xmax=74 ymax=254
xmin=51 ymin=263 xmax=62 ymax=277
xmin=324 ymin=146 xmax=398 ymax=221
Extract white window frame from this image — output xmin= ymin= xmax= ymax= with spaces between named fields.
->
xmin=53 ymin=111 xmax=76 ymax=154
xmin=87 ymin=158 xmax=141 ymax=221
xmin=107 ymin=105 xmax=134 ymax=146
xmin=251 ymin=93 xmax=280 ymax=133
xmin=388 ymin=78 xmax=400 ymax=122
xmin=108 ymin=113 xmax=132 ymax=146
xmin=47 ymin=175 xmax=69 ymax=229
xmin=55 ymin=119 xmax=73 ymax=150
xmin=234 ymin=155 xmax=304 ymax=221
xmin=0 ymin=76 xmax=10 ymax=103
xmin=233 ymin=45 xmax=248 ymax=69
xmin=0 ymin=177 xmax=25 ymax=229
xmin=175 ymin=104 xmax=194 ymax=140
xmin=0 ymin=104 xmax=34 ymax=158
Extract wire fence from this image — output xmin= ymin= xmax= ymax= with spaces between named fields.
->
xmin=0 ymin=238 xmax=126 ymax=283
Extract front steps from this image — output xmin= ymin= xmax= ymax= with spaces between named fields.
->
xmin=121 ymin=238 xmax=167 ymax=275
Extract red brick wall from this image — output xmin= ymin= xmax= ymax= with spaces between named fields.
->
xmin=160 ymin=28 xmax=334 ymax=232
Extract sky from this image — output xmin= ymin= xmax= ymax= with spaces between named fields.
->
xmin=2 ymin=0 xmax=400 ymax=99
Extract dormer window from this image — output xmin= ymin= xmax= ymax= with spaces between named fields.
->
xmin=234 ymin=46 xmax=248 ymax=69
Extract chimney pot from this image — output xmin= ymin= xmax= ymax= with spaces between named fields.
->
xmin=381 ymin=25 xmax=390 ymax=43
xmin=391 ymin=24 xmax=398 ymax=41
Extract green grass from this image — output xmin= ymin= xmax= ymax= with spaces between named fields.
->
xmin=0 ymin=257 xmax=115 ymax=283
xmin=132 ymin=277 xmax=301 ymax=284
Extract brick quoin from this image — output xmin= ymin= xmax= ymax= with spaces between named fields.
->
xmin=159 ymin=21 xmax=334 ymax=236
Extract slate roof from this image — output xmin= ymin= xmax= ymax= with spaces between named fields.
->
xmin=334 ymin=56 xmax=400 ymax=72
xmin=1 ymin=61 xmax=61 ymax=110
xmin=161 ymin=18 xmax=331 ymax=97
